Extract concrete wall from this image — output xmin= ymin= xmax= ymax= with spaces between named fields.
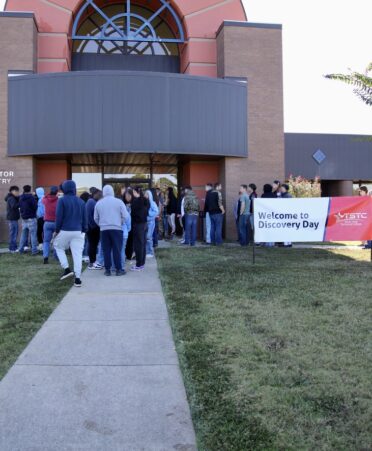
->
xmin=0 ymin=14 xmax=38 ymax=242
xmin=217 ymin=22 xmax=285 ymax=238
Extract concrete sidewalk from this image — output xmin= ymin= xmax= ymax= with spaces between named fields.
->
xmin=0 ymin=257 xmax=196 ymax=450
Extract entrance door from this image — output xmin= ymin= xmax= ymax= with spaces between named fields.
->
xmin=104 ymin=178 xmax=151 ymax=197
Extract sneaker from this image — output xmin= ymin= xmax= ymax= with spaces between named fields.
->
xmin=74 ymin=278 xmax=82 ymax=287
xmin=24 ymin=246 xmax=30 ymax=252
xmin=38 ymin=244 xmax=43 ymax=251
xmin=82 ymin=256 xmax=90 ymax=263
xmin=93 ymin=262 xmax=103 ymax=270
xmin=104 ymin=270 xmax=111 ymax=276
xmin=116 ymin=269 xmax=126 ymax=276
xmin=146 ymin=254 xmax=154 ymax=258
xmin=43 ymin=257 xmax=49 ymax=264
xmin=60 ymin=268 xmax=74 ymax=280
xmin=130 ymin=266 xmax=143 ymax=271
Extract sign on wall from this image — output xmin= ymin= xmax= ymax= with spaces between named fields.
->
xmin=254 ymin=197 xmax=372 ymax=242
xmin=0 ymin=170 xmax=15 ymax=185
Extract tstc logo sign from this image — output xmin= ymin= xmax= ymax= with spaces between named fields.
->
xmin=334 ymin=211 xmax=368 ymax=226
xmin=0 ymin=170 xmax=15 ymax=185
xmin=325 ymin=196 xmax=372 ymax=241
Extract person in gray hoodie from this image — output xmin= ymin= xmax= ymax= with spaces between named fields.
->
xmin=94 ymin=185 xmax=129 ymax=276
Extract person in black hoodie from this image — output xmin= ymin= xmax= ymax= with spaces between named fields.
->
xmin=130 ymin=186 xmax=149 ymax=271
xmin=54 ymin=180 xmax=87 ymax=287
xmin=5 ymin=185 xmax=20 ymax=252
xmin=19 ymin=185 xmax=38 ymax=255
xmin=261 ymin=184 xmax=277 ymax=199
xmin=261 ymin=184 xmax=276 ymax=247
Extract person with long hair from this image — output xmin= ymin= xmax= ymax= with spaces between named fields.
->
xmin=165 ymin=187 xmax=177 ymax=239
xmin=130 ymin=186 xmax=149 ymax=271
xmin=151 ymin=188 xmax=160 ymax=248
xmin=123 ymin=188 xmax=135 ymax=260
xmin=144 ymin=189 xmax=159 ymax=257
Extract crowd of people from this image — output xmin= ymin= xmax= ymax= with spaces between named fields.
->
xmin=7 ymin=178 xmax=368 ymax=286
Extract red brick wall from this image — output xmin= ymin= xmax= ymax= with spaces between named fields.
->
xmin=0 ymin=16 xmax=37 ymax=242
xmin=217 ymin=24 xmax=285 ymax=238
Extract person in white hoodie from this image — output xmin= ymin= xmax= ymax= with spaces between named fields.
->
xmin=94 ymin=185 xmax=129 ymax=276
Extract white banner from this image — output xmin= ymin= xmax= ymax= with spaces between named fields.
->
xmin=254 ymin=198 xmax=330 ymax=242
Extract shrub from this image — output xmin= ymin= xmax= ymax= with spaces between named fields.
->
xmin=287 ymin=175 xmax=321 ymax=198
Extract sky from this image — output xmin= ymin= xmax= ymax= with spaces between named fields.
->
xmin=1 ymin=0 xmax=371 ymax=134
xmin=243 ymin=0 xmax=371 ymax=134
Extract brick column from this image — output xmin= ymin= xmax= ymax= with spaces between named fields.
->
xmin=217 ymin=22 xmax=285 ymax=239
xmin=0 ymin=13 xmax=37 ymax=242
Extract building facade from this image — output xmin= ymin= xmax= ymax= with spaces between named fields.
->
xmin=0 ymin=0 xmax=285 ymax=241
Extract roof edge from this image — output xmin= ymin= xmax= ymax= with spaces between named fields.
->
xmin=217 ymin=20 xmax=282 ymax=36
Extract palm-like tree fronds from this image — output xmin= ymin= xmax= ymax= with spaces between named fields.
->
xmin=325 ymin=62 xmax=372 ymax=106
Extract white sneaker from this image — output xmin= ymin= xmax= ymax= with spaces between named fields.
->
xmin=93 ymin=262 xmax=103 ymax=269
xmin=82 ymin=256 xmax=90 ymax=263
xmin=146 ymin=254 xmax=154 ymax=258
xmin=38 ymin=244 xmax=43 ymax=251
xmin=24 ymin=246 xmax=30 ymax=251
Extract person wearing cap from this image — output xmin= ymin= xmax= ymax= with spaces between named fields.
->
xmin=42 ymin=186 xmax=59 ymax=264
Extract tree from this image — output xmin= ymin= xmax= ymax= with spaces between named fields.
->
xmin=325 ymin=63 xmax=372 ymax=106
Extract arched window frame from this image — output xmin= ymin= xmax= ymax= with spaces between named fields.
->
xmin=72 ymin=0 xmax=185 ymax=44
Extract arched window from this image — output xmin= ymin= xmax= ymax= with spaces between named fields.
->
xmin=72 ymin=0 xmax=184 ymax=56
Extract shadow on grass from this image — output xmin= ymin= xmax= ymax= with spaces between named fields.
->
xmin=157 ymin=245 xmax=372 ymax=450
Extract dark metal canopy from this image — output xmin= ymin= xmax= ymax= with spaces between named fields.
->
xmin=8 ymin=71 xmax=248 ymax=158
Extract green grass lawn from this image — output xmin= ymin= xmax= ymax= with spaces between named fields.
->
xmin=157 ymin=246 xmax=372 ymax=450
xmin=0 ymin=253 xmax=72 ymax=379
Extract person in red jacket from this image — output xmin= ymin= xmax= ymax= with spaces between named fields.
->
xmin=42 ymin=186 xmax=59 ymax=264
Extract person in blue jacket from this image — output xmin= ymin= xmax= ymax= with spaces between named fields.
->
xmin=145 ymin=189 xmax=159 ymax=257
xmin=54 ymin=180 xmax=87 ymax=287
xmin=35 ymin=187 xmax=45 ymax=246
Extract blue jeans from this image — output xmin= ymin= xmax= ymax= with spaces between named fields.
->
xmin=101 ymin=229 xmax=123 ymax=271
xmin=43 ymin=221 xmax=58 ymax=259
xmin=162 ymin=212 xmax=168 ymax=237
xmin=111 ymin=237 xmax=128 ymax=270
xmin=8 ymin=220 xmax=19 ymax=251
xmin=97 ymin=241 xmax=104 ymax=265
xmin=153 ymin=218 xmax=159 ymax=247
xmin=146 ymin=220 xmax=156 ymax=255
xmin=19 ymin=218 xmax=38 ymax=254
xmin=185 ymin=214 xmax=198 ymax=246
xmin=239 ymin=215 xmax=250 ymax=246
xmin=210 ymin=213 xmax=223 ymax=245
xmin=205 ymin=212 xmax=211 ymax=243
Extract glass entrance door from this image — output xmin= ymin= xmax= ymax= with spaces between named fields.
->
xmin=104 ymin=178 xmax=151 ymax=197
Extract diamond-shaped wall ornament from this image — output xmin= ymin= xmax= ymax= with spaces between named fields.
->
xmin=312 ymin=149 xmax=326 ymax=165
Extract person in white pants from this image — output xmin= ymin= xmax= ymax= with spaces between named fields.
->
xmin=54 ymin=180 xmax=87 ymax=287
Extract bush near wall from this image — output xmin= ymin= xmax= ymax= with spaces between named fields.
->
xmin=288 ymin=175 xmax=321 ymax=198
